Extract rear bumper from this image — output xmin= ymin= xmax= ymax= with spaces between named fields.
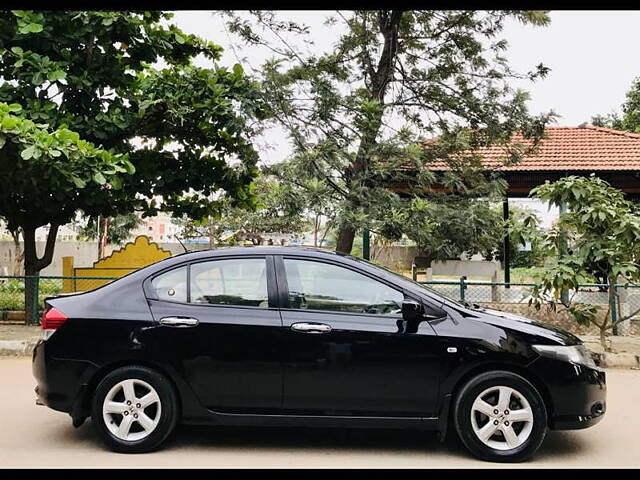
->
xmin=32 ymin=339 xmax=98 ymax=416
xmin=529 ymin=356 xmax=606 ymax=430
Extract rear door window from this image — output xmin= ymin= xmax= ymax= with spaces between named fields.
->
xmin=151 ymin=266 xmax=187 ymax=302
xmin=190 ymin=258 xmax=269 ymax=308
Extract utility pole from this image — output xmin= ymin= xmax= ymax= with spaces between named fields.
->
xmin=362 ymin=228 xmax=370 ymax=260
xmin=503 ymin=198 xmax=510 ymax=288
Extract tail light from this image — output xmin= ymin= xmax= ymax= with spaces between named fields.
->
xmin=41 ymin=305 xmax=67 ymax=331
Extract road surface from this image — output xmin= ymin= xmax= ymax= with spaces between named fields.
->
xmin=1 ymin=357 xmax=638 ymax=468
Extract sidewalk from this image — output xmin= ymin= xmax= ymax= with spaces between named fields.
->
xmin=1 ymin=323 xmax=639 ymax=368
xmin=0 ymin=324 xmax=40 ymax=356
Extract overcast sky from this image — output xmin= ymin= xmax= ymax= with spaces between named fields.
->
xmin=170 ymin=10 xmax=640 ymax=226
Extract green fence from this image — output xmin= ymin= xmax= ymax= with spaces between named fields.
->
xmin=419 ymin=279 xmax=640 ymax=334
xmin=2 ymin=274 xmax=639 ymax=333
xmin=0 ymin=275 xmax=119 ymax=323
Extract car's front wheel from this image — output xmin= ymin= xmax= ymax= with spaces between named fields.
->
xmin=91 ymin=365 xmax=179 ymax=453
xmin=453 ymin=370 xmax=548 ymax=462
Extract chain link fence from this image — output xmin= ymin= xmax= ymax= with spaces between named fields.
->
xmin=421 ymin=279 xmax=640 ymax=335
xmin=2 ymin=274 xmax=640 ymax=334
xmin=0 ymin=275 xmax=118 ymax=323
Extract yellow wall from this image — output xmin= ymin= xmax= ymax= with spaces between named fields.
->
xmin=62 ymin=236 xmax=171 ymax=292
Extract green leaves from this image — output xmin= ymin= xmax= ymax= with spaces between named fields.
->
xmin=0 ymin=10 xmax=264 ymax=232
xmin=92 ymin=172 xmax=106 ymax=185
xmin=222 ymin=10 xmax=554 ymax=253
xmin=530 ymin=175 xmax=640 ymax=343
xmin=20 ymin=145 xmax=36 ymax=159
xmin=0 ymin=102 xmax=134 ymax=228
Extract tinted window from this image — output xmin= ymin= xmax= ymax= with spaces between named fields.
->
xmin=190 ymin=258 xmax=269 ymax=308
xmin=284 ymin=259 xmax=403 ymax=316
xmin=151 ymin=266 xmax=187 ymax=302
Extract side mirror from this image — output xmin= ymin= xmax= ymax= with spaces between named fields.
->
xmin=402 ymin=299 xmax=423 ymax=322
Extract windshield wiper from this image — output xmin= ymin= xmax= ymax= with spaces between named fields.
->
xmin=461 ymin=300 xmax=484 ymax=310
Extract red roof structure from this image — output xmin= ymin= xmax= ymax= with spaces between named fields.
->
xmin=388 ymin=124 xmax=640 ymax=280
xmin=429 ymin=125 xmax=640 ymax=172
xmin=407 ymin=124 xmax=640 ymax=197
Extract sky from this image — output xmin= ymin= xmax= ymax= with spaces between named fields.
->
xmin=169 ymin=10 xmax=640 ymax=227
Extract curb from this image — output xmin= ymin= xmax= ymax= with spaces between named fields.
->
xmin=0 ymin=340 xmax=38 ymax=356
xmin=592 ymin=352 xmax=640 ymax=369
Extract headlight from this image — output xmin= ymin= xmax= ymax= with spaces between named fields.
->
xmin=532 ymin=344 xmax=597 ymax=369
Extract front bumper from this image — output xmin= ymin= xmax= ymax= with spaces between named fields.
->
xmin=529 ymin=355 xmax=606 ymax=430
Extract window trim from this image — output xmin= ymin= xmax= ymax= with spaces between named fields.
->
xmin=144 ymin=255 xmax=278 ymax=309
xmin=276 ymin=255 xmax=406 ymax=318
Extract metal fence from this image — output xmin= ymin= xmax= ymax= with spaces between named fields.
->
xmin=420 ymin=278 xmax=640 ymax=333
xmin=0 ymin=275 xmax=118 ymax=323
xmin=2 ymin=274 xmax=640 ymax=332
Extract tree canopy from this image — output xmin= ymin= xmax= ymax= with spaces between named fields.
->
xmin=592 ymin=77 xmax=640 ymax=133
xmin=0 ymin=10 xmax=268 ymax=277
xmin=174 ymin=173 xmax=309 ymax=247
xmin=224 ymin=10 xmax=555 ymax=254
xmin=0 ymin=102 xmax=133 ymax=272
xmin=529 ymin=175 xmax=640 ymax=349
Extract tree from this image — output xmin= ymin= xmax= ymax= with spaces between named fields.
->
xmin=0 ymin=102 xmax=133 ymax=321
xmin=370 ymin=196 xmax=541 ymax=265
xmin=267 ymin=159 xmax=339 ymax=247
xmin=78 ymin=213 xmax=143 ymax=246
xmin=528 ymin=175 xmax=640 ymax=350
xmin=174 ymin=174 xmax=309 ymax=247
xmin=225 ymin=10 xmax=554 ymax=254
xmin=0 ymin=219 xmax=24 ymax=275
xmin=592 ymin=77 xmax=640 ymax=132
xmin=0 ymin=11 xmax=266 ymax=279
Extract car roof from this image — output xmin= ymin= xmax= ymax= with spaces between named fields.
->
xmin=171 ymin=245 xmax=346 ymax=261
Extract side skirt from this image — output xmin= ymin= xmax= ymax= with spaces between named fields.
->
xmin=183 ymin=412 xmax=439 ymax=430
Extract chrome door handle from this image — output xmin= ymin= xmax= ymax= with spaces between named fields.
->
xmin=160 ymin=316 xmax=199 ymax=327
xmin=290 ymin=322 xmax=332 ymax=334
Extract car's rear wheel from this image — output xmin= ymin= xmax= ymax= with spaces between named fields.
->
xmin=453 ymin=370 xmax=547 ymax=462
xmin=91 ymin=365 xmax=179 ymax=453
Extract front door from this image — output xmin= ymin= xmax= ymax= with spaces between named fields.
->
xmin=277 ymin=256 xmax=442 ymax=417
xmin=146 ymin=255 xmax=283 ymax=413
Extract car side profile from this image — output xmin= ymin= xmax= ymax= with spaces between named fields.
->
xmin=32 ymin=247 xmax=606 ymax=462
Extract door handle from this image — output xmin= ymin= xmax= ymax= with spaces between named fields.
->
xmin=290 ymin=322 xmax=332 ymax=334
xmin=159 ymin=316 xmax=199 ymax=327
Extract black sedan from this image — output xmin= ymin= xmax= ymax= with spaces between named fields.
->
xmin=33 ymin=247 xmax=606 ymax=462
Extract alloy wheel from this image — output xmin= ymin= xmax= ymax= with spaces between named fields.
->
xmin=102 ymin=378 xmax=162 ymax=441
xmin=469 ymin=385 xmax=534 ymax=451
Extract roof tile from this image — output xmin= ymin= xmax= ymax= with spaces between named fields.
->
xmin=429 ymin=126 xmax=640 ymax=171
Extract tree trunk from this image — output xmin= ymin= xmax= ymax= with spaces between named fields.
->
xmin=600 ymin=326 xmax=609 ymax=353
xmin=335 ymin=224 xmax=356 ymax=255
xmin=313 ymin=214 xmax=319 ymax=247
xmin=10 ymin=228 xmax=24 ymax=276
xmin=22 ymin=224 xmax=59 ymax=325
xmin=333 ymin=12 xmax=403 ymax=256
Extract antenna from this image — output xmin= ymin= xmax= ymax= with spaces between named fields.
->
xmin=173 ymin=234 xmax=189 ymax=254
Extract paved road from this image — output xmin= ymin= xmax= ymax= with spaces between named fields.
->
xmin=1 ymin=357 xmax=639 ymax=468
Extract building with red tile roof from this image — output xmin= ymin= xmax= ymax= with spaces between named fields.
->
xmin=386 ymin=124 xmax=640 ymax=281
xmin=423 ymin=125 xmax=640 ymax=197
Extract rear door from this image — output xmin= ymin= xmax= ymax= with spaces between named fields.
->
xmin=276 ymin=255 xmax=442 ymax=416
xmin=145 ymin=255 xmax=283 ymax=413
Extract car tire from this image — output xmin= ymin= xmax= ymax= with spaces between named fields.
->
xmin=91 ymin=365 xmax=179 ymax=453
xmin=453 ymin=370 xmax=547 ymax=462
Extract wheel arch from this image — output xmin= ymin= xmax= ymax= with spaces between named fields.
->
xmin=75 ymin=359 xmax=183 ymax=422
xmin=446 ymin=362 xmax=554 ymax=427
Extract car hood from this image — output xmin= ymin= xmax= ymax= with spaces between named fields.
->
xmin=471 ymin=306 xmax=582 ymax=346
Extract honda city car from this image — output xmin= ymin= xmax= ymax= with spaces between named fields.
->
xmin=33 ymin=247 xmax=606 ymax=462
